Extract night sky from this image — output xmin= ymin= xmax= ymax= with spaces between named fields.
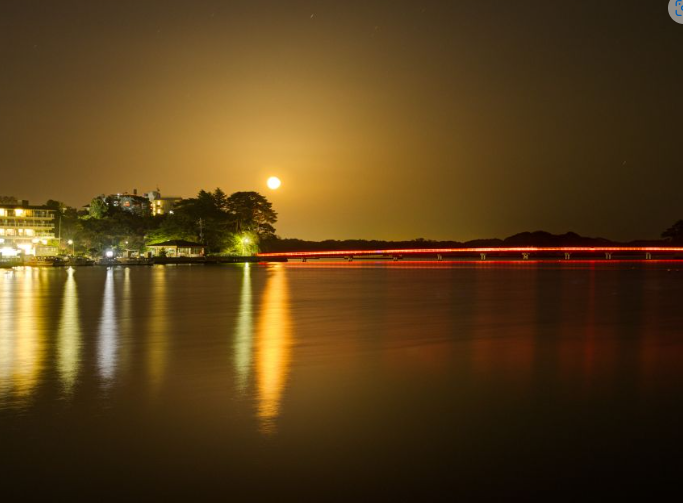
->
xmin=2 ymin=1 xmax=682 ymax=241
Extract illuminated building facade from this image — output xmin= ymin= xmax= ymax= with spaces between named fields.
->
xmin=100 ymin=190 xmax=151 ymax=215
xmin=87 ymin=190 xmax=181 ymax=217
xmin=0 ymin=198 xmax=57 ymax=257
xmin=145 ymin=191 xmax=182 ymax=216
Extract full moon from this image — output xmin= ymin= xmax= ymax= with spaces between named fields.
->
xmin=267 ymin=176 xmax=281 ymax=190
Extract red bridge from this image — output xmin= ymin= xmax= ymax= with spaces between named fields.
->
xmin=257 ymin=246 xmax=683 ymax=262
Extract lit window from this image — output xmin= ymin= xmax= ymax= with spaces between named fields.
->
xmin=6 ymin=229 xmax=15 ymax=236
xmin=25 ymin=229 xmax=35 ymax=237
xmin=0 ymin=229 xmax=4 ymax=236
xmin=18 ymin=229 xmax=24 ymax=236
xmin=0 ymin=209 xmax=5 ymax=216
xmin=14 ymin=209 xmax=23 ymax=216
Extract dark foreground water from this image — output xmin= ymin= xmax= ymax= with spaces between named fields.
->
xmin=1 ymin=262 xmax=683 ymax=500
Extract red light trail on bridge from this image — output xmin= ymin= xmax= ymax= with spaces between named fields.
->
xmin=257 ymin=247 xmax=683 ymax=261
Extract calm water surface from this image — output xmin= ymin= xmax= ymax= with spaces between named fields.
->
xmin=1 ymin=262 xmax=683 ymax=499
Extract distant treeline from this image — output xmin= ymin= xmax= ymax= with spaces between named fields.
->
xmin=261 ymin=231 xmax=668 ymax=253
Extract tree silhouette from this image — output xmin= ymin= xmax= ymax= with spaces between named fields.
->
xmin=225 ymin=191 xmax=277 ymax=237
xmin=662 ymin=220 xmax=683 ymax=243
xmin=88 ymin=198 xmax=108 ymax=219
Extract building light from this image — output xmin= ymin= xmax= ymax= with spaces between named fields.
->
xmin=1 ymin=247 xmax=18 ymax=257
xmin=0 ymin=238 xmax=4 ymax=244
xmin=17 ymin=244 xmax=34 ymax=255
xmin=15 ymin=209 xmax=24 ymax=216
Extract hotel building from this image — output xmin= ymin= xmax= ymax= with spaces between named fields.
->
xmin=145 ymin=190 xmax=182 ymax=216
xmin=97 ymin=190 xmax=151 ymax=215
xmin=0 ymin=198 xmax=58 ymax=257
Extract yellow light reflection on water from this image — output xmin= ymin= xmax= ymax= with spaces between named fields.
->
xmin=148 ymin=267 xmax=168 ymax=392
xmin=58 ymin=268 xmax=81 ymax=393
xmin=118 ymin=267 xmax=132 ymax=376
xmin=256 ymin=264 xmax=292 ymax=435
xmin=98 ymin=268 xmax=117 ymax=382
xmin=234 ymin=263 xmax=253 ymax=394
xmin=0 ymin=271 xmax=16 ymax=402
xmin=13 ymin=268 xmax=45 ymax=401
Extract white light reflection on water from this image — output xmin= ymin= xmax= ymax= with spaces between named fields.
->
xmin=98 ymin=268 xmax=117 ymax=383
xmin=58 ymin=268 xmax=81 ymax=393
xmin=256 ymin=264 xmax=293 ymax=435
xmin=234 ymin=263 xmax=253 ymax=394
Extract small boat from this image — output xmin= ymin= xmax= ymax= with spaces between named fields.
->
xmin=24 ymin=256 xmax=68 ymax=267
xmin=67 ymin=256 xmax=96 ymax=266
xmin=96 ymin=257 xmax=121 ymax=266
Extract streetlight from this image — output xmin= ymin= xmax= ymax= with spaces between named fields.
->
xmin=240 ymin=236 xmax=252 ymax=256
xmin=67 ymin=239 xmax=74 ymax=255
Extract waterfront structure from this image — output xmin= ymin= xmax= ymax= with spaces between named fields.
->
xmin=145 ymin=190 xmax=182 ymax=216
xmin=147 ymin=240 xmax=206 ymax=257
xmin=0 ymin=198 xmax=57 ymax=257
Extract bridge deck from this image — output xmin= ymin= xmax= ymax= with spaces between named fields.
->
xmin=257 ymin=246 xmax=683 ymax=261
